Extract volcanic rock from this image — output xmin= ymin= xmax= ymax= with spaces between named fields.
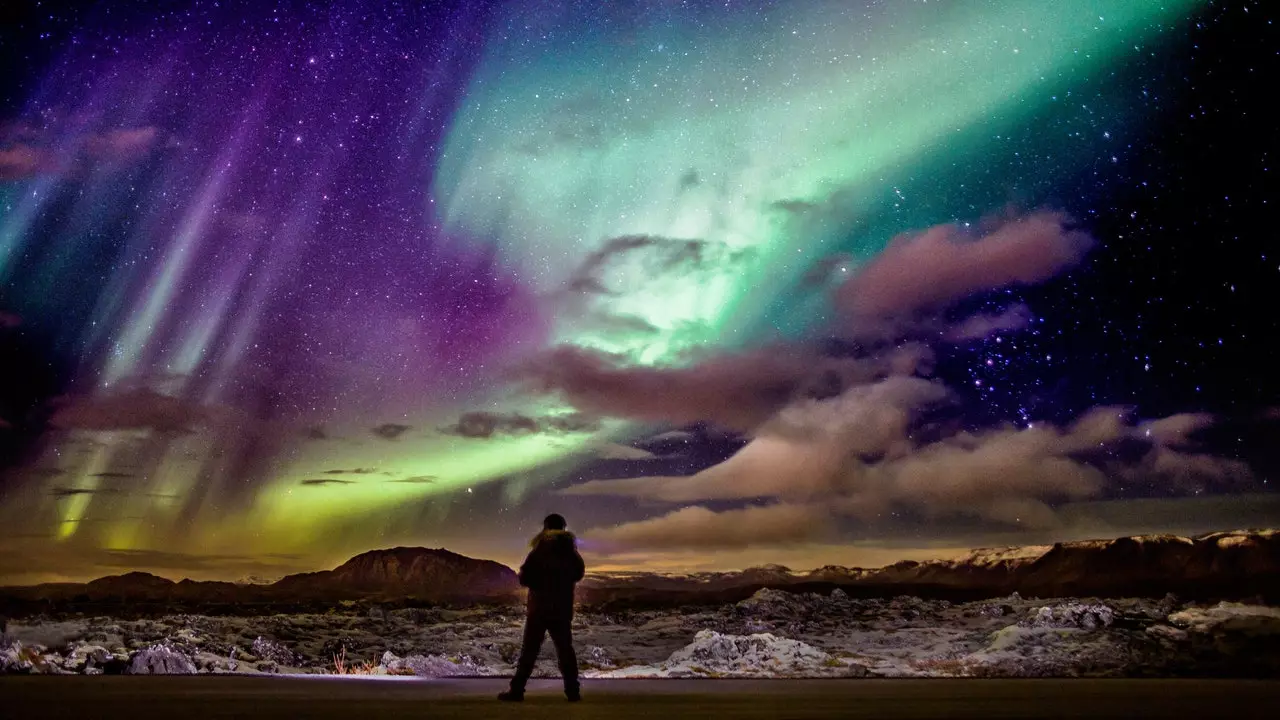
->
xmin=126 ymin=644 xmax=196 ymax=675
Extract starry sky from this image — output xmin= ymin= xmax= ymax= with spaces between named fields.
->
xmin=0 ymin=0 xmax=1277 ymax=584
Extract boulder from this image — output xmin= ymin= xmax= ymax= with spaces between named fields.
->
xmin=126 ymin=645 xmax=197 ymax=675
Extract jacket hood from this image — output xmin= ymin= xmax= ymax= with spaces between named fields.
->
xmin=530 ymin=528 xmax=576 ymax=548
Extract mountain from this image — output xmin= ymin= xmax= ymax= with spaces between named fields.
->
xmin=2 ymin=531 xmax=1277 ymax=615
xmin=0 ymin=547 xmax=518 ymax=613
xmin=272 ymin=547 xmax=518 ymax=600
xmin=577 ymin=530 xmax=1280 ymax=607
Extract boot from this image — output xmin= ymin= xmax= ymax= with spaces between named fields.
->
xmin=497 ymin=689 xmax=524 ymax=702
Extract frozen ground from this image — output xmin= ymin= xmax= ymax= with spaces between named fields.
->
xmin=3 ymin=589 xmax=1279 ymax=678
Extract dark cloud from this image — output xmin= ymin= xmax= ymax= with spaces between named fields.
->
xmin=678 ymin=168 xmax=701 ymax=190
xmin=300 ymin=478 xmax=355 ymax=486
xmin=91 ymin=471 xmax=136 ymax=479
xmin=303 ymin=425 xmax=329 ymax=440
xmin=323 ymin=468 xmax=377 ymax=475
xmin=836 ymin=211 xmax=1093 ymax=320
xmin=371 ymin=423 xmax=411 ymax=440
xmin=49 ymin=389 xmax=205 ymax=434
xmin=51 ymin=487 xmax=120 ymax=498
xmin=388 ymin=475 xmax=437 ymax=484
xmin=565 ymin=235 xmax=733 ymax=297
xmin=440 ymin=410 xmax=600 ymax=439
xmin=524 ymin=343 xmax=932 ymax=432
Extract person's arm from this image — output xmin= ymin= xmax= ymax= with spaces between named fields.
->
xmin=570 ymin=547 xmax=585 ymax=584
xmin=517 ymin=549 xmax=541 ymax=588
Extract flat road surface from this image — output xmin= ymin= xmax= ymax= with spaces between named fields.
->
xmin=4 ymin=676 xmax=1279 ymax=719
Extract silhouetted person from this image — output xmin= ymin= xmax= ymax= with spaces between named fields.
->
xmin=498 ymin=513 xmax=585 ymax=702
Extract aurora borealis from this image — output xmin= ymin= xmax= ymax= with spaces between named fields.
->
xmin=1 ymin=0 xmax=1277 ymax=583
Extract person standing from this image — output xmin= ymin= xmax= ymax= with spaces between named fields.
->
xmin=499 ymin=513 xmax=586 ymax=702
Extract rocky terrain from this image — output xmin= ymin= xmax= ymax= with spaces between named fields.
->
xmin=2 ymin=529 xmax=1278 ymax=678
xmin=3 ymin=589 xmax=1279 ymax=678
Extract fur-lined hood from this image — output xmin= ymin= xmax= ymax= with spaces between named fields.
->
xmin=530 ymin=528 xmax=577 ymax=548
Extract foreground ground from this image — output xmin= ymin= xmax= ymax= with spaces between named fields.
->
xmin=6 ymin=590 xmax=1280 ymax=678
xmin=4 ymin=676 xmax=1280 ymax=719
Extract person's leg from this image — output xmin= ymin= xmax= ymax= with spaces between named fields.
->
xmin=548 ymin=615 xmax=579 ymax=700
xmin=501 ymin=615 xmax=547 ymax=700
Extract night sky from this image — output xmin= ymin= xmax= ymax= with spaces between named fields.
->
xmin=0 ymin=0 xmax=1277 ymax=584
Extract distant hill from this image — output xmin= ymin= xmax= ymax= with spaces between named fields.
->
xmin=0 ymin=547 xmax=519 ymax=615
xmin=2 ymin=530 xmax=1277 ymax=616
xmin=577 ymin=529 xmax=1280 ymax=607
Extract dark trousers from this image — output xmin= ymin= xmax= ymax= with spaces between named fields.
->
xmin=510 ymin=611 xmax=578 ymax=692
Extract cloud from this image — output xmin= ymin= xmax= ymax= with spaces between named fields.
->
xmin=91 ymin=472 xmax=136 ymax=479
xmin=51 ymin=487 xmax=120 ymax=498
xmin=49 ymin=389 xmax=205 ymax=434
xmin=440 ymin=410 xmax=600 ymax=439
xmin=1138 ymin=413 xmax=1215 ymax=448
xmin=595 ymin=442 xmax=659 ymax=460
xmin=836 ymin=211 xmax=1093 ymax=319
xmin=388 ymin=475 xmax=437 ymax=484
xmin=303 ymin=425 xmax=329 ymax=440
xmin=0 ymin=124 xmax=159 ymax=181
xmin=567 ymin=377 xmax=950 ymax=503
xmin=589 ymin=504 xmax=825 ymax=551
xmin=371 ymin=423 xmax=411 ymax=440
xmin=300 ymin=478 xmax=355 ymax=486
xmin=84 ymin=127 xmax=158 ymax=162
xmin=323 ymin=468 xmax=377 ymax=475
xmin=0 ymin=144 xmax=42 ymax=180
xmin=575 ymin=382 xmax=1251 ymax=549
xmin=524 ymin=343 xmax=932 ymax=432
xmin=944 ymin=304 xmax=1034 ymax=343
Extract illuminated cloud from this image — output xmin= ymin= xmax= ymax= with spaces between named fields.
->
xmin=576 ymin=392 xmax=1250 ymax=548
xmin=944 ymin=304 xmax=1034 ymax=343
xmin=837 ymin=212 xmax=1093 ymax=320
xmin=590 ymin=504 xmax=825 ymax=551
